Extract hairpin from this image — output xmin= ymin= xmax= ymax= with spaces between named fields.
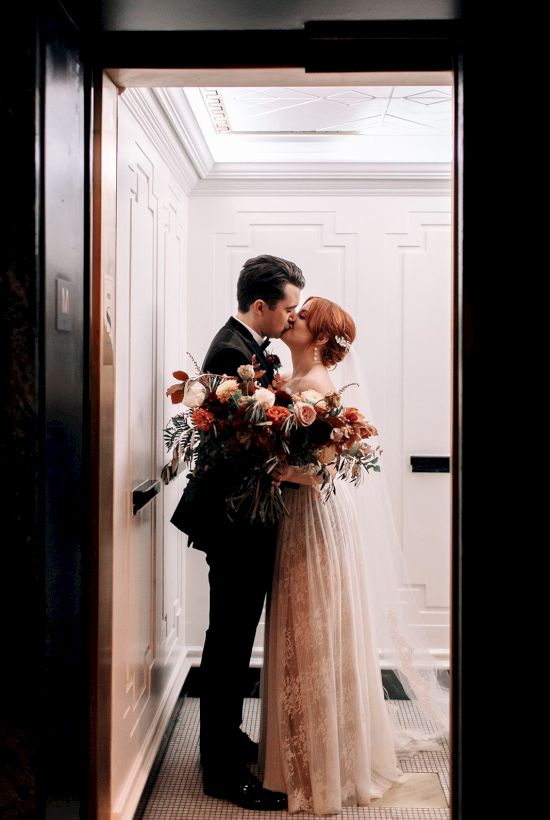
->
xmin=335 ymin=335 xmax=351 ymax=351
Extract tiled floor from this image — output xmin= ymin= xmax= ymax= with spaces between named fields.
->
xmin=135 ymin=698 xmax=449 ymax=819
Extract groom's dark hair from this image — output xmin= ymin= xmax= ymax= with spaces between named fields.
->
xmin=237 ymin=254 xmax=305 ymax=311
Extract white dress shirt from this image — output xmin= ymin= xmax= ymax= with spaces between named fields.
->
xmin=233 ymin=315 xmax=266 ymax=347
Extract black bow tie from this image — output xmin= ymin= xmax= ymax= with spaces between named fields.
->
xmin=260 ymin=338 xmax=271 ymax=352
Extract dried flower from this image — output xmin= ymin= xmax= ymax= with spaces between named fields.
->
xmin=166 ymin=371 xmax=190 ymax=404
xmin=215 ymin=379 xmax=240 ymax=403
xmin=315 ymin=443 xmax=337 ymax=464
xmin=325 ymin=391 xmax=342 ymax=410
xmin=237 ymin=364 xmax=255 ymax=381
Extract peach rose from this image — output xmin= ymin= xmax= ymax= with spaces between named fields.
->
xmin=215 ymin=378 xmax=240 ymax=403
xmin=293 ymin=401 xmax=316 ymax=427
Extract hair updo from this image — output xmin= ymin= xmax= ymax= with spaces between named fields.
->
xmin=302 ymin=296 xmax=356 ymax=367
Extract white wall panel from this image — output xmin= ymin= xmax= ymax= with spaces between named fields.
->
xmin=185 ymin=193 xmax=451 ymax=661
xmin=112 ymin=95 xmax=190 ymax=820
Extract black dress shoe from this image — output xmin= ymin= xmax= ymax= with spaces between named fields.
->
xmin=203 ymin=770 xmax=287 ymax=811
xmin=237 ymin=729 xmax=259 ymax=763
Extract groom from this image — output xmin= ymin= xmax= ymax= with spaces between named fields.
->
xmin=180 ymin=255 xmax=304 ymax=810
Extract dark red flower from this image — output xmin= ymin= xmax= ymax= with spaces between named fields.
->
xmin=191 ymin=408 xmax=214 ymax=431
xmin=274 ymin=389 xmax=292 ymax=407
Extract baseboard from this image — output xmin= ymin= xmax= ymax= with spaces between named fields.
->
xmin=112 ymin=649 xmax=194 ymax=820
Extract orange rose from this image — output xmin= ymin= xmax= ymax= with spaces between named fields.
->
xmin=343 ymin=407 xmax=361 ymax=422
xmin=191 ymin=408 xmax=214 ymax=431
xmin=266 ymin=406 xmax=291 ymax=428
xmin=343 ymin=407 xmax=378 ymax=438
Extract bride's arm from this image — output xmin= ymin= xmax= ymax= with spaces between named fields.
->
xmin=273 ymin=463 xmax=336 ymax=487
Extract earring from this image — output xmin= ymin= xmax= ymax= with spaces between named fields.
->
xmin=313 ymin=346 xmax=320 ymax=364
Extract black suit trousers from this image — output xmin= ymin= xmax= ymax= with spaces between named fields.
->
xmin=199 ymin=519 xmax=277 ymax=780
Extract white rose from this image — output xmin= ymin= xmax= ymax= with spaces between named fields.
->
xmin=183 ymin=380 xmax=207 ymax=408
xmin=254 ymin=387 xmax=276 ymax=409
xmin=237 ymin=364 xmax=255 ymax=381
xmin=300 ymin=389 xmax=325 ymax=406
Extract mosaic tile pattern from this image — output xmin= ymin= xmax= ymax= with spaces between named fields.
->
xmin=135 ymin=698 xmax=449 ymax=819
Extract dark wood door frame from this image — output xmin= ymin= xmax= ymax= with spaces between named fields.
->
xmin=91 ymin=20 xmax=464 ymax=820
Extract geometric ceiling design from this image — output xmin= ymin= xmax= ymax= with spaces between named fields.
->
xmin=183 ymin=87 xmax=453 ymax=163
xmin=201 ymin=87 xmax=452 ymax=135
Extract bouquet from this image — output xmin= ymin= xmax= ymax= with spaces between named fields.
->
xmin=162 ymin=353 xmax=381 ymax=526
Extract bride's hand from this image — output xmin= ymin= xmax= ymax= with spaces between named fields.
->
xmin=271 ymin=464 xmax=293 ymax=486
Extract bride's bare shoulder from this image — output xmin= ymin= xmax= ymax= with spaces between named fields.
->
xmin=297 ymin=373 xmax=336 ymax=395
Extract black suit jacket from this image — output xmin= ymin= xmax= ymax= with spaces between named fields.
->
xmin=202 ymin=316 xmax=274 ymax=387
xmin=170 ymin=317 xmax=275 ymax=549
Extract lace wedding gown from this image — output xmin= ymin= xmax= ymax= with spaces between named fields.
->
xmin=259 ymin=480 xmax=406 ymax=815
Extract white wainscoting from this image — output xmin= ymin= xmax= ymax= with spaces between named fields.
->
xmin=185 ymin=195 xmax=452 ymax=664
xmin=111 ymin=92 xmax=191 ymax=820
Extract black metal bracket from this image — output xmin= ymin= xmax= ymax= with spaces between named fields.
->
xmin=410 ymin=456 xmax=450 ymax=473
xmin=132 ymin=479 xmax=161 ymax=515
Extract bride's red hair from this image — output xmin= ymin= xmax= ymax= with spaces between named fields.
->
xmin=302 ymin=297 xmax=356 ymax=367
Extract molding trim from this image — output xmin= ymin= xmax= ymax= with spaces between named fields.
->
xmin=147 ymin=90 xmax=452 ymax=196
xmin=112 ymin=651 xmax=193 ymax=820
xmin=152 ymin=87 xmax=214 ymax=178
xmin=120 ymin=89 xmax=452 ymax=197
xmin=120 ymin=88 xmax=200 ymax=194
xmin=201 ymin=162 xmax=451 ymax=179
xmin=127 ymin=88 xmax=453 ymax=197
xmin=191 ymin=175 xmax=451 ymax=196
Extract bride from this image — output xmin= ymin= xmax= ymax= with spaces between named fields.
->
xmin=259 ymin=296 xmax=448 ymax=815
